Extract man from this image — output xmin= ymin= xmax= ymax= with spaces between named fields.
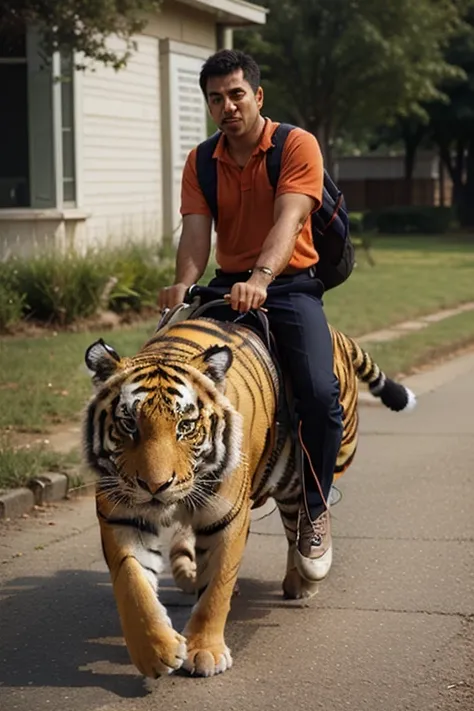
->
xmin=158 ymin=49 xmax=343 ymax=582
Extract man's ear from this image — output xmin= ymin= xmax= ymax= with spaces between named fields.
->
xmin=256 ymin=85 xmax=264 ymax=110
xmin=190 ymin=345 xmax=233 ymax=386
xmin=85 ymin=339 xmax=122 ymax=385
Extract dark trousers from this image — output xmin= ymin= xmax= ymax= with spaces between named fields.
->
xmin=204 ymin=270 xmax=344 ymax=519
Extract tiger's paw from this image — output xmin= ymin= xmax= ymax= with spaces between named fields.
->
xmin=127 ymin=626 xmax=187 ymax=678
xmin=183 ymin=637 xmax=233 ymax=677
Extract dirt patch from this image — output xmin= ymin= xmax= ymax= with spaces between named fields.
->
xmin=0 ymin=307 xmax=160 ymax=340
xmin=1 ymin=421 xmax=81 ymax=452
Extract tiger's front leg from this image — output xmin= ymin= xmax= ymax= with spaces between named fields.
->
xmin=183 ymin=498 xmax=251 ymax=677
xmin=98 ymin=497 xmax=187 ymax=677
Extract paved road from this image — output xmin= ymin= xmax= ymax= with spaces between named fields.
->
xmin=1 ymin=358 xmax=473 ymax=711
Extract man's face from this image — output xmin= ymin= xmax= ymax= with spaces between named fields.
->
xmin=205 ymin=69 xmax=263 ymax=138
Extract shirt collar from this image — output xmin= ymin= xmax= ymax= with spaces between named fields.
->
xmin=212 ymin=118 xmax=278 ymax=162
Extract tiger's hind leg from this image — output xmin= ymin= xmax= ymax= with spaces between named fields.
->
xmin=169 ymin=524 xmax=197 ymax=595
xmin=273 ymin=462 xmax=319 ymax=600
xmin=169 ymin=524 xmax=242 ymax=597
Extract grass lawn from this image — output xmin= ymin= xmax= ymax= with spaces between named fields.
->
xmin=0 ymin=234 xmax=473 ymax=439
xmin=324 ymin=234 xmax=474 ymax=335
xmin=364 ymin=308 xmax=474 ymax=377
xmin=0 ymin=320 xmax=157 ymax=431
xmin=0 ymin=436 xmax=80 ymax=490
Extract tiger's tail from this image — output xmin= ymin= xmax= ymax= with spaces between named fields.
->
xmin=340 ymin=330 xmax=417 ymax=413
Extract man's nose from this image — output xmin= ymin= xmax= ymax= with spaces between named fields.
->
xmin=223 ymin=97 xmax=237 ymax=113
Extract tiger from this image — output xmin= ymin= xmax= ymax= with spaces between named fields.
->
xmin=83 ymin=315 xmax=415 ymax=679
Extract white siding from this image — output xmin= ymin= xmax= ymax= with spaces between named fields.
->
xmin=167 ymin=51 xmax=207 ymax=237
xmin=81 ymin=35 xmax=162 ymax=247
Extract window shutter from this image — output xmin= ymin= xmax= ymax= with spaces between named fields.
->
xmin=27 ymin=26 xmax=56 ymax=208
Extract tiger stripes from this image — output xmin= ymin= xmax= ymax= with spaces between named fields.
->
xmin=83 ymin=317 xmax=415 ymax=679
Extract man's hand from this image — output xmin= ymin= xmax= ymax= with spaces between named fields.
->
xmin=226 ymin=274 xmax=269 ymax=313
xmin=158 ymin=282 xmax=189 ymax=311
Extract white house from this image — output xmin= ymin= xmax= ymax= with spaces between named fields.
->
xmin=0 ymin=0 xmax=267 ymax=257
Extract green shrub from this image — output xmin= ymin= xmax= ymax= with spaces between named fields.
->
xmin=367 ymin=206 xmax=454 ymax=235
xmin=0 ymin=261 xmax=27 ymax=331
xmin=0 ymin=283 xmax=26 ymax=331
xmin=0 ymin=243 xmax=178 ymax=326
xmin=107 ymin=244 xmax=175 ymax=313
xmin=349 ymin=212 xmax=364 ymax=234
xmin=13 ymin=252 xmax=109 ymax=324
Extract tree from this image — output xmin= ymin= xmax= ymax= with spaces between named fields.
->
xmin=428 ymin=3 xmax=474 ymax=225
xmin=369 ymin=118 xmax=430 ymax=204
xmin=236 ymin=0 xmax=463 ymax=171
xmin=368 ymin=2 xmax=474 ymax=225
xmin=0 ymin=0 xmax=161 ymax=69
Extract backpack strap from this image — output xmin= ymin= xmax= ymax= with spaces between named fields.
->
xmin=265 ymin=123 xmax=296 ymax=191
xmin=195 ymin=131 xmax=221 ymax=224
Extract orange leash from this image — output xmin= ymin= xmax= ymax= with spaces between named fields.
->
xmin=298 ymin=419 xmax=329 ymax=512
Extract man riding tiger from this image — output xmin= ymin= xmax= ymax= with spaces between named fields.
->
xmin=161 ymin=48 xmax=342 ymax=582
xmin=83 ymin=49 xmax=415 ymax=679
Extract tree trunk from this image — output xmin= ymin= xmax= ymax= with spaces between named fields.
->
xmin=315 ymin=122 xmax=334 ymax=175
xmin=403 ymin=140 xmax=417 ymax=205
xmin=434 ymin=134 xmax=466 ymax=217
xmin=457 ymin=136 xmax=474 ymax=228
xmin=401 ymin=121 xmax=425 ymax=206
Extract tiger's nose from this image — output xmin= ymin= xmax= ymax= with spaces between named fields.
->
xmin=137 ymin=474 xmax=176 ymax=495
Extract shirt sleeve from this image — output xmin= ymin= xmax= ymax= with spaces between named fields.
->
xmin=180 ymin=148 xmax=212 ymax=217
xmin=276 ymin=128 xmax=324 ymax=209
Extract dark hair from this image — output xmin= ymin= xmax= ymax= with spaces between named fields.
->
xmin=199 ymin=49 xmax=261 ymax=97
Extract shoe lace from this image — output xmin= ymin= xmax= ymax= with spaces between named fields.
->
xmin=302 ymin=510 xmax=328 ymax=548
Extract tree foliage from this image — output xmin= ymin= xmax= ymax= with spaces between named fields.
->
xmin=0 ymin=0 xmax=161 ymax=69
xmin=236 ymin=0 xmax=464 ymax=168
xmin=369 ymin=2 xmax=474 ymax=225
xmin=429 ymin=3 xmax=474 ymax=223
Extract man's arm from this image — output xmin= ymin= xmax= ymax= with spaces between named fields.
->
xmin=253 ymin=192 xmax=315 ymax=278
xmin=227 ymin=194 xmax=314 ymax=312
xmin=158 ymin=214 xmax=212 ymax=309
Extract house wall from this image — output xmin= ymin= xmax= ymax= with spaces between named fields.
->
xmin=145 ymin=1 xmax=217 ymax=48
xmin=0 ymin=2 xmax=232 ymax=258
xmin=336 ymin=153 xmax=452 ymax=211
xmin=78 ymin=34 xmax=162 ymax=248
xmin=340 ymin=179 xmax=438 ymax=211
xmin=76 ymin=2 xmax=215 ymax=249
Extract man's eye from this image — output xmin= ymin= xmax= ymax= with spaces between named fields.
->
xmin=177 ymin=419 xmax=197 ymax=436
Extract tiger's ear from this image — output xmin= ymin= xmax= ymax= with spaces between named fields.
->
xmin=191 ymin=345 xmax=233 ymax=385
xmin=85 ymin=339 xmax=122 ymax=384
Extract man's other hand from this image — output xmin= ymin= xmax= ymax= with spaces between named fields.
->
xmin=226 ymin=280 xmax=268 ymax=313
xmin=158 ymin=282 xmax=189 ymax=310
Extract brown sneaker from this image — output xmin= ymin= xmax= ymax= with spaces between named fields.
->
xmin=295 ymin=507 xmax=333 ymax=582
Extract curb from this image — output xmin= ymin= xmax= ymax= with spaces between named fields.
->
xmin=0 ymin=470 xmax=96 ymax=521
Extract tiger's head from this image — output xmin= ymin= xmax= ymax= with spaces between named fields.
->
xmin=83 ymin=339 xmax=243 ymax=521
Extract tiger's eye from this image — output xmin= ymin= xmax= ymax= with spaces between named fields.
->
xmin=176 ymin=419 xmax=197 ymax=436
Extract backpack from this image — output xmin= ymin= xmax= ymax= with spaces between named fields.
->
xmin=195 ymin=122 xmax=355 ymax=290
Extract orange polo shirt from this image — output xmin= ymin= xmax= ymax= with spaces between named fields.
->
xmin=180 ymin=119 xmax=323 ymax=273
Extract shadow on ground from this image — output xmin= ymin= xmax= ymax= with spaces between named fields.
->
xmin=0 ymin=569 xmax=292 ymax=698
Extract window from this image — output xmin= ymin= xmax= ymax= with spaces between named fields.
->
xmin=0 ymin=29 xmax=77 ymax=210
xmin=0 ymin=30 xmax=29 ymax=207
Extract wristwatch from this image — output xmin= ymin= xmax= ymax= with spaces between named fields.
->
xmin=253 ymin=266 xmax=275 ymax=281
